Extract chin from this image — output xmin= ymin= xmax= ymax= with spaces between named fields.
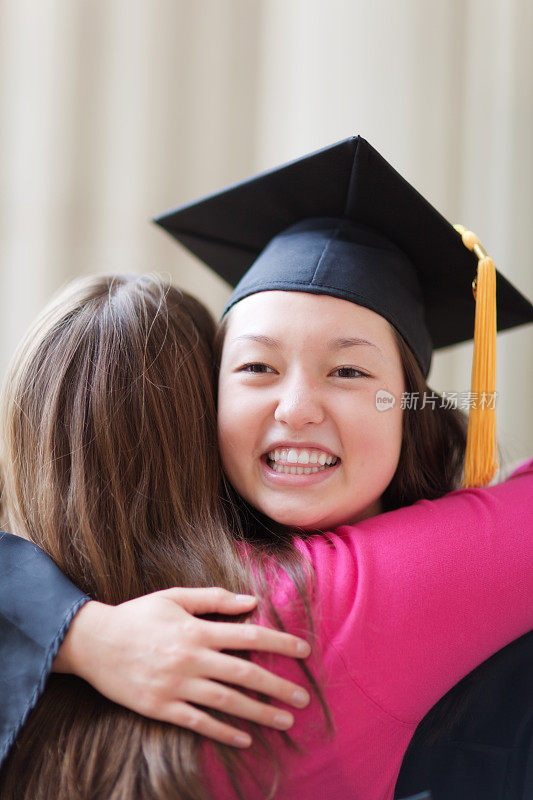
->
xmin=262 ymin=505 xmax=313 ymax=529
xmin=269 ymin=508 xmax=338 ymax=532
xmin=268 ymin=499 xmax=383 ymax=531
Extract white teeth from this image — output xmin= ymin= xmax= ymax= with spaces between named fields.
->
xmin=267 ymin=447 xmax=338 ymax=466
xmin=270 ymin=463 xmax=330 ymax=475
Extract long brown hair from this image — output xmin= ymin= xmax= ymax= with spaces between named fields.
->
xmin=1 ymin=278 xmax=468 ymax=799
xmin=0 ymin=274 xmax=315 ymax=800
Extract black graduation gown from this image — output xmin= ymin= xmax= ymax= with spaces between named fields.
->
xmin=0 ymin=532 xmax=89 ymax=766
xmin=394 ymin=629 xmax=533 ymax=800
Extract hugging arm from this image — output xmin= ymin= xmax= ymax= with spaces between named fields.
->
xmin=0 ymin=532 xmax=311 ymax=767
xmin=0 ymin=533 xmax=89 ymax=766
xmin=341 ymin=458 xmax=533 ymax=723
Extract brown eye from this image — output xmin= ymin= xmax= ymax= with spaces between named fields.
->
xmin=331 ymin=367 xmax=368 ymax=378
xmin=239 ymin=363 xmax=276 ymax=374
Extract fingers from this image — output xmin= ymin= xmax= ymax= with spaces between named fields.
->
xmin=197 ymin=650 xmax=310 ymax=709
xmin=159 ymin=586 xmax=257 ymax=615
xmin=164 ymin=700 xmax=253 ymax=748
xmin=182 ymin=678 xmax=296 ymax=732
xmin=158 ymin=587 xmax=312 ymax=659
xmin=199 ymin=619 xmax=312 ymax=659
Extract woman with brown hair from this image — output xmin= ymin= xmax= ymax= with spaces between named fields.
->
xmin=0 ymin=136 xmax=532 ymax=799
xmin=0 ymin=274 xmax=317 ymax=800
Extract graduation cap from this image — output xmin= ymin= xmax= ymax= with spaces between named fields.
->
xmin=154 ymin=135 xmax=533 ymax=488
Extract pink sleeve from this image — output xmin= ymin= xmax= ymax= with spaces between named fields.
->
xmin=298 ymin=458 xmax=533 ymax=725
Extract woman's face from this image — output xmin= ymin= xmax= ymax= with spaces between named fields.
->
xmin=217 ymin=291 xmax=405 ymax=531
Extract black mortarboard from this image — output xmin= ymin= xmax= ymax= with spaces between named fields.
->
xmin=153 ymin=135 xmax=533 ymax=380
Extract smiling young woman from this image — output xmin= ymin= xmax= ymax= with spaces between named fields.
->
xmin=217 ymin=292 xmax=405 ymax=531
xmin=215 ymin=289 xmax=469 ymax=529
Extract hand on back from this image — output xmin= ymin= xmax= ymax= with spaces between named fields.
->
xmin=53 ymin=586 xmax=311 ymax=748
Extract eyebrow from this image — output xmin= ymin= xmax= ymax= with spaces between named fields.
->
xmin=329 ymin=337 xmax=381 ymax=354
xmin=233 ymin=334 xmax=283 ymax=350
xmin=233 ymin=334 xmax=382 ymax=356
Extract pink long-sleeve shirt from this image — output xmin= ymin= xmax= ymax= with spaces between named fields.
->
xmin=203 ymin=459 xmax=533 ymax=800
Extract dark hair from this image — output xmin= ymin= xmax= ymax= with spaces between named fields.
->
xmin=382 ymin=328 xmax=468 ymax=511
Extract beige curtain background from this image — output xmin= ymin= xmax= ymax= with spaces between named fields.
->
xmin=1 ymin=0 xmax=532 ymax=465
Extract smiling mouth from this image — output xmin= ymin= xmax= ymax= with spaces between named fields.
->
xmin=264 ymin=447 xmax=340 ymax=475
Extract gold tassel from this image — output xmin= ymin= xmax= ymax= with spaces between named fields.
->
xmin=454 ymin=225 xmax=498 ymax=487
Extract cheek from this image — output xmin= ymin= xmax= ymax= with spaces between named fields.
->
xmin=379 ymin=396 xmax=404 ymax=458
xmin=217 ymin=382 xmax=259 ymax=487
xmin=378 ymin=406 xmax=404 ymax=486
xmin=217 ymin=388 xmax=240 ymax=460
xmin=344 ymin=395 xmax=403 ymax=468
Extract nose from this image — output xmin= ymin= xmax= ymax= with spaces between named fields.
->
xmin=273 ymin=372 xmax=325 ymax=429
